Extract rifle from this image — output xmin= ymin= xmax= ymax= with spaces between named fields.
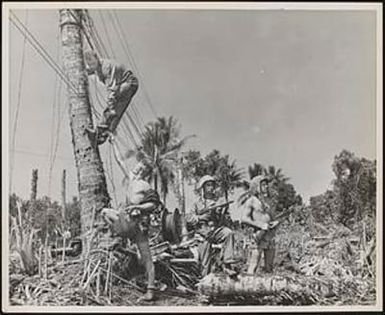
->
xmin=243 ymin=206 xmax=295 ymax=240
xmin=272 ymin=205 xmax=296 ymax=224
xmin=199 ymin=200 xmax=234 ymax=214
xmin=199 ymin=200 xmax=234 ymax=225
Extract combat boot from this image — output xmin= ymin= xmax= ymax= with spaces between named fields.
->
xmin=141 ymin=289 xmax=155 ymax=301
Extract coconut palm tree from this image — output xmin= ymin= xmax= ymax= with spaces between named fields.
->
xmin=248 ymin=163 xmax=265 ymax=179
xmin=182 ymin=149 xmax=244 ymax=201
xmin=264 ymin=165 xmax=290 ymax=185
xmin=60 ymin=9 xmax=110 ymax=254
xmin=129 ymin=116 xmax=194 ymax=205
xmin=216 ymin=155 xmax=244 ymax=202
xmin=179 ymin=149 xmax=204 ymax=185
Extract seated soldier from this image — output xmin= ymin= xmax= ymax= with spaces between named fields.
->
xmin=186 ymin=175 xmax=240 ymax=277
xmin=84 ymin=50 xmax=139 ymax=145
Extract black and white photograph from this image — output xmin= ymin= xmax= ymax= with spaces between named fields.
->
xmin=2 ymin=2 xmax=383 ymax=312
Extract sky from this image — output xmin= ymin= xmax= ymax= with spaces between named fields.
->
xmin=6 ymin=8 xmax=378 ymax=210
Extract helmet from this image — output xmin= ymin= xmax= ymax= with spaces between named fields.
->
xmin=197 ymin=175 xmax=216 ymax=190
xmin=249 ymin=175 xmax=268 ymax=195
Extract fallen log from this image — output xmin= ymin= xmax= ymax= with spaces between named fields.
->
xmin=197 ymin=272 xmax=337 ymax=303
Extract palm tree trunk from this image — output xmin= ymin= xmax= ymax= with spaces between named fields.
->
xmin=153 ymin=173 xmax=158 ymax=192
xmin=60 ymin=9 xmax=110 ymax=255
xmin=30 ymin=169 xmax=38 ymax=202
xmin=163 ymin=191 xmax=167 ymax=207
xmin=171 ymin=157 xmax=188 ymax=240
xmin=224 ymin=189 xmax=229 ymax=203
xmin=61 ymin=169 xmax=66 ymax=222
xmin=198 ymin=273 xmax=337 ymax=300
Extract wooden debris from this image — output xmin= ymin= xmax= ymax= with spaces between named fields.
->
xmin=83 ymin=260 xmax=101 ymax=290
xmin=8 ymin=205 xmax=377 ymax=306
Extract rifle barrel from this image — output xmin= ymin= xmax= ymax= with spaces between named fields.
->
xmin=202 ymin=201 xmax=234 ymax=213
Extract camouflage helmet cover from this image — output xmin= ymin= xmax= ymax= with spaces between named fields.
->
xmin=249 ymin=175 xmax=268 ymax=195
xmin=197 ymin=175 xmax=216 ymax=190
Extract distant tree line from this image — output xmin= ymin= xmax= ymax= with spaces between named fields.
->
xmin=9 ymin=193 xmax=82 ymax=246
xmin=125 ymin=116 xmax=303 ymax=214
xmin=9 ymin=115 xmax=305 ymax=239
xmin=11 ymin=117 xmax=376 ymax=243
xmin=309 ymin=149 xmax=376 ymax=232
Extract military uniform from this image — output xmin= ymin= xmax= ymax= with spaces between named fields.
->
xmin=87 ymin=57 xmax=138 ymax=144
xmin=186 ymin=196 xmax=239 ymax=276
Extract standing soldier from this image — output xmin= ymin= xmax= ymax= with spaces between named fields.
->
xmin=238 ymin=175 xmax=278 ymax=274
xmin=84 ymin=50 xmax=139 ymax=145
xmin=101 ymin=159 xmax=159 ymax=302
xmin=186 ymin=175 xmax=240 ymax=277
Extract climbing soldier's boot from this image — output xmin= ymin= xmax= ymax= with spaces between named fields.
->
xmin=96 ymin=132 xmax=109 ymax=145
xmin=85 ymin=124 xmax=110 ymax=145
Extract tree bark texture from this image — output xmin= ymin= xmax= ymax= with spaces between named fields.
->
xmin=61 ymin=169 xmax=66 ymax=221
xmin=174 ymin=157 xmax=187 ymax=238
xmin=30 ymin=169 xmax=38 ymax=201
xmin=59 ymin=9 xmax=110 ymax=244
xmin=198 ymin=273 xmax=336 ymax=301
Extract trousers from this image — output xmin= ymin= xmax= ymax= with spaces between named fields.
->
xmin=198 ymin=226 xmax=239 ymax=276
xmin=100 ymin=73 xmax=139 ymax=133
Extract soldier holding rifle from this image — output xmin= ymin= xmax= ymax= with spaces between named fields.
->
xmin=186 ymin=175 xmax=240 ymax=277
xmin=238 ymin=175 xmax=280 ymax=274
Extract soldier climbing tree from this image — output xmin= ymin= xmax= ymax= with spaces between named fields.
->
xmin=59 ymin=9 xmax=110 ymax=255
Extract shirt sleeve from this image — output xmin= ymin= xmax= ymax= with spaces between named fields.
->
xmin=99 ymin=59 xmax=116 ymax=90
xmin=98 ymin=59 xmax=111 ymax=84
